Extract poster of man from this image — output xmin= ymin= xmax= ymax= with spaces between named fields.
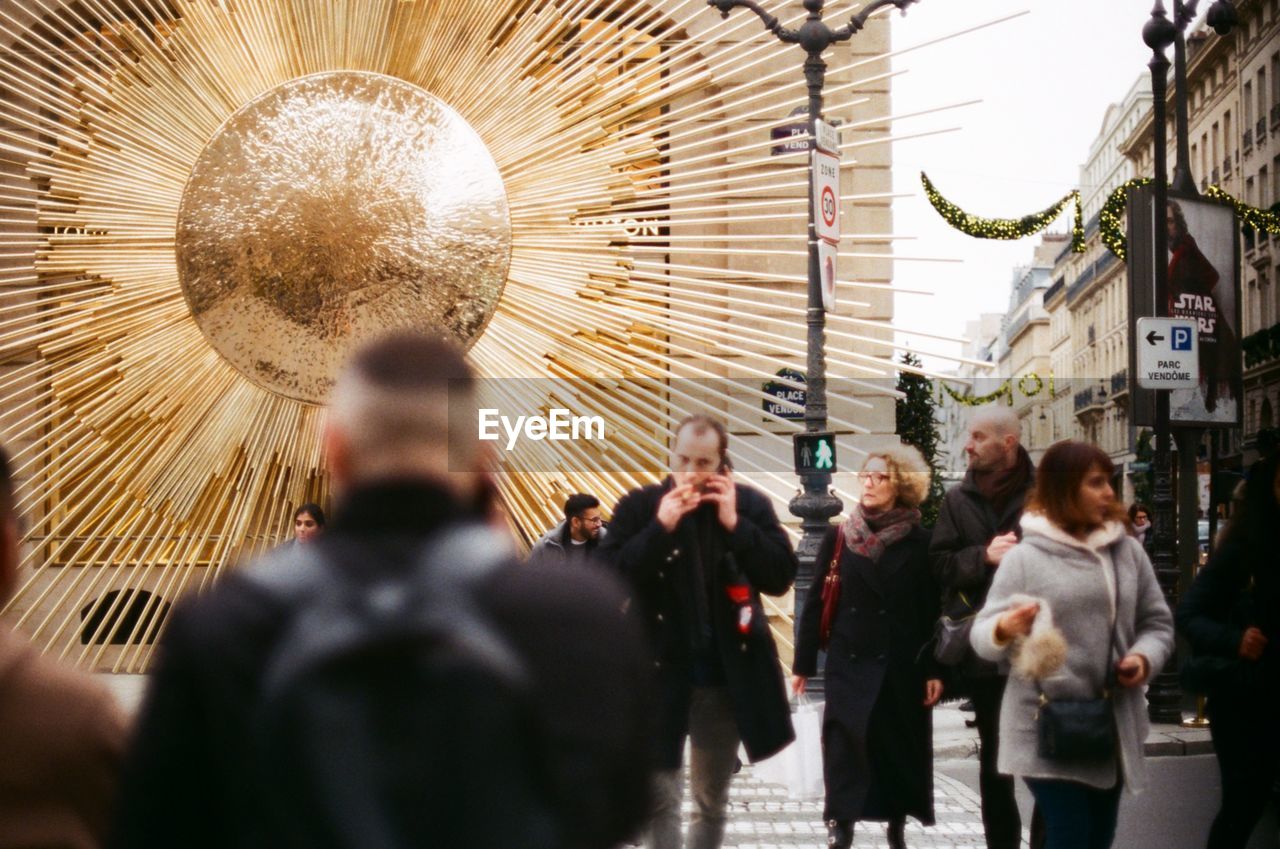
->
xmin=1166 ymin=197 xmax=1241 ymax=425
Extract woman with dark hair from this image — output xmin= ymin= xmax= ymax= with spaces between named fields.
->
xmin=1177 ymin=454 xmax=1280 ymax=849
xmin=970 ymin=440 xmax=1174 ymax=849
xmin=793 ymin=445 xmax=943 ymax=849
xmin=292 ymin=502 xmax=326 ymax=545
xmin=1127 ymin=503 xmax=1153 ymax=554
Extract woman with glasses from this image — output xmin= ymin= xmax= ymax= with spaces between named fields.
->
xmin=793 ymin=446 xmax=944 ymax=849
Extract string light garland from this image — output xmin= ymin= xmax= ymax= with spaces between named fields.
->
xmin=921 ymin=173 xmax=1086 ymax=253
xmin=1099 ymin=178 xmax=1153 ymax=261
xmin=1204 ymin=185 xmax=1280 ymax=235
xmin=937 ymin=373 xmax=1053 ymax=408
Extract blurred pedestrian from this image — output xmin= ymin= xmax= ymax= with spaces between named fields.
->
xmin=291 ymin=502 xmax=326 ymax=545
xmin=1178 ymin=454 xmax=1280 ymax=849
xmin=929 ymin=407 xmax=1039 ymax=849
xmin=600 ymin=414 xmax=796 ymax=849
xmin=109 ymin=333 xmax=653 ymax=849
xmin=971 ymin=440 xmax=1174 ymax=849
xmin=528 ymin=493 xmax=605 ymax=567
xmin=0 ymin=445 xmax=127 ymax=849
xmin=792 ymin=446 xmax=943 ymax=849
xmin=1127 ymin=503 xmax=1152 ymax=554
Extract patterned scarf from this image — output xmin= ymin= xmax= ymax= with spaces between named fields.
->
xmin=839 ymin=502 xmax=921 ymax=563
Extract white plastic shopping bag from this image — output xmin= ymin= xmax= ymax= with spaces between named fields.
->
xmin=750 ymin=698 xmax=824 ymax=800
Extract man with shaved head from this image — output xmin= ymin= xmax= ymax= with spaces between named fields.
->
xmin=930 ymin=406 xmax=1039 ymax=849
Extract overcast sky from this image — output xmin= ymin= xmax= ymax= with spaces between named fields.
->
xmin=888 ymin=1 xmax=1163 ymax=373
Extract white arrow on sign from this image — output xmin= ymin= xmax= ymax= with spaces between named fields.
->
xmin=1136 ymin=317 xmax=1199 ymax=390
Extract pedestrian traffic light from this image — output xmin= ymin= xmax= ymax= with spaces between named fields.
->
xmin=793 ymin=431 xmax=837 ymax=475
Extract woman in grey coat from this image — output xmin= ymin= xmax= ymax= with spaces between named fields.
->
xmin=970 ymin=440 xmax=1174 ymax=849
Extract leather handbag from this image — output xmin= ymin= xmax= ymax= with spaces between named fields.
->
xmin=933 ymin=591 xmax=976 ymax=666
xmin=818 ymin=529 xmax=845 ymax=649
xmin=1034 ymin=555 xmax=1119 ymax=763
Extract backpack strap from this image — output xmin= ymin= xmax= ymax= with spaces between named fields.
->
xmin=250 ymin=523 xmax=525 ymax=707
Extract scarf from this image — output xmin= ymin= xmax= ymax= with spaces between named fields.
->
xmin=840 ymin=502 xmax=920 ymax=563
xmin=973 ymin=444 xmax=1034 ymax=512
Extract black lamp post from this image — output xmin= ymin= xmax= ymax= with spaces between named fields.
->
xmin=1142 ymin=0 xmax=1236 ymax=725
xmin=706 ymin=0 xmax=918 ymax=690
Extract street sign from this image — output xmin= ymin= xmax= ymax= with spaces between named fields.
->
xmin=1136 ymin=317 xmax=1200 ymax=390
xmin=763 ymin=368 xmax=806 ymax=420
xmin=794 ymin=431 xmax=837 ymax=475
xmin=813 ymin=150 xmax=840 ymax=243
xmin=815 ymin=119 xmax=839 ymax=155
xmin=770 ymin=106 xmax=809 ymax=156
xmin=819 ymin=241 xmax=837 ymax=312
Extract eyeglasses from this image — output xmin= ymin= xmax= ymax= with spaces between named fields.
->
xmin=857 ymin=472 xmax=890 ymax=486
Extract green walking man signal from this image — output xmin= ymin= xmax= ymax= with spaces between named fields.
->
xmin=793 ymin=432 xmax=837 ymax=475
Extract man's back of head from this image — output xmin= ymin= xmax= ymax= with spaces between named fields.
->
xmin=325 ymin=331 xmax=479 ymax=495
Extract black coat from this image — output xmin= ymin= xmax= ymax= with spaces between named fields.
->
xmin=927 ymin=460 xmax=1032 ymax=683
xmin=599 ymin=478 xmax=797 ymax=769
xmin=794 ymin=525 xmax=940 ymax=823
xmin=108 ymin=481 xmax=655 ymax=849
xmin=1177 ymin=533 xmax=1279 ymax=701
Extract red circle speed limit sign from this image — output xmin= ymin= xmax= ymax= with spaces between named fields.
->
xmin=821 ymin=186 xmax=837 ymax=228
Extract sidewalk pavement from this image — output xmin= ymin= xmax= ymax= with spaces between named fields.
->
xmin=712 ymin=703 xmax=1217 ymax=849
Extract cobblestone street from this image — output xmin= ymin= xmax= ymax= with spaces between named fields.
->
xmin=719 ymin=764 xmax=1002 ymax=848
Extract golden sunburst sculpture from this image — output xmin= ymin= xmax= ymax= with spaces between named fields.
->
xmin=0 ymin=0 xmax=970 ymax=670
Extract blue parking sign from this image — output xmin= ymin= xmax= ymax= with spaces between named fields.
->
xmin=1172 ymin=326 xmax=1193 ymax=351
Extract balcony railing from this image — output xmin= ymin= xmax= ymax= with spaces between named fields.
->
xmin=1074 ymin=388 xmax=1095 ymax=412
xmin=1244 ymin=127 xmax=1254 ymax=151
xmin=1110 ymin=370 xmax=1129 ymax=398
xmin=1257 ymin=118 xmax=1266 ymax=141
xmin=1272 ymin=103 xmax=1280 ymax=129
xmin=1243 ymin=320 xmax=1280 ymax=368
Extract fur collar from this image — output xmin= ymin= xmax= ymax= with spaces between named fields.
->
xmin=1020 ymin=512 xmax=1126 ymax=553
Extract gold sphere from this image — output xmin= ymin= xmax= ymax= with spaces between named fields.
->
xmin=176 ymin=71 xmax=511 ymax=403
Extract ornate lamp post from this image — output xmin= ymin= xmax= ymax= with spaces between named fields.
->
xmin=706 ymin=0 xmax=918 ymax=687
xmin=1141 ymin=0 xmax=1237 ymax=725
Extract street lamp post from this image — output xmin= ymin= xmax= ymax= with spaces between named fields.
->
xmin=707 ymin=0 xmax=918 ymax=691
xmin=1141 ymin=0 xmax=1237 ymax=725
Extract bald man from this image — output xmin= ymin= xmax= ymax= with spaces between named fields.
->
xmin=930 ymin=408 xmax=1038 ymax=849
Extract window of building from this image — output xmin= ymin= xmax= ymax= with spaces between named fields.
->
xmin=1263 ymin=166 xmax=1271 ymax=207
xmin=1258 ymin=69 xmax=1267 ymax=132
xmin=1246 ymin=81 xmax=1255 ymax=131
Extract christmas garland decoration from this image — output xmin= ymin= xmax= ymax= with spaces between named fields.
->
xmin=938 ymin=373 xmax=1054 ymax=408
xmin=1099 ymin=177 xmax=1153 ymax=261
xmin=931 ymin=171 xmax=1280 ymax=263
xmin=922 ymin=172 xmax=1086 ymax=253
xmin=1203 ymin=185 xmax=1280 ymax=235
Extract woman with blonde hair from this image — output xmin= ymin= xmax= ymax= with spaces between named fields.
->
xmin=970 ymin=440 xmax=1174 ymax=849
xmin=793 ymin=445 xmax=944 ymax=849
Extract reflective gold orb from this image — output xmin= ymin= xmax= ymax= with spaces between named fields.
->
xmin=176 ymin=71 xmax=511 ymax=403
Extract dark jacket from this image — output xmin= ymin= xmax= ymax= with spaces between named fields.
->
xmin=527 ymin=519 xmax=605 ymax=567
xmin=109 ymin=481 xmax=654 ymax=849
xmin=0 ymin=629 xmax=126 ymax=849
xmin=928 ymin=457 xmax=1033 ymax=682
xmin=794 ymin=525 xmax=939 ymax=823
xmin=1177 ymin=533 xmax=1279 ymax=700
xmin=599 ymin=478 xmax=797 ymax=769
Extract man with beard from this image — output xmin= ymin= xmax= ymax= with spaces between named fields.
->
xmin=528 ymin=493 xmax=606 ymax=567
xmin=930 ymin=407 xmax=1040 ymax=849
xmin=601 ymin=415 xmax=796 ymax=849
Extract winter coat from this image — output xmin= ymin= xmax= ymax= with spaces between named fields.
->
xmin=109 ymin=481 xmax=655 ymax=849
xmin=599 ymin=478 xmax=797 ymax=769
xmin=1177 ymin=532 xmax=1279 ymax=701
xmin=793 ymin=525 xmax=940 ymax=823
xmin=0 ymin=629 xmax=126 ymax=849
xmin=929 ymin=458 xmax=1033 ymax=682
xmin=527 ymin=520 xmax=605 ymax=567
xmin=970 ymin=514 xmax=1175 ymax=793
